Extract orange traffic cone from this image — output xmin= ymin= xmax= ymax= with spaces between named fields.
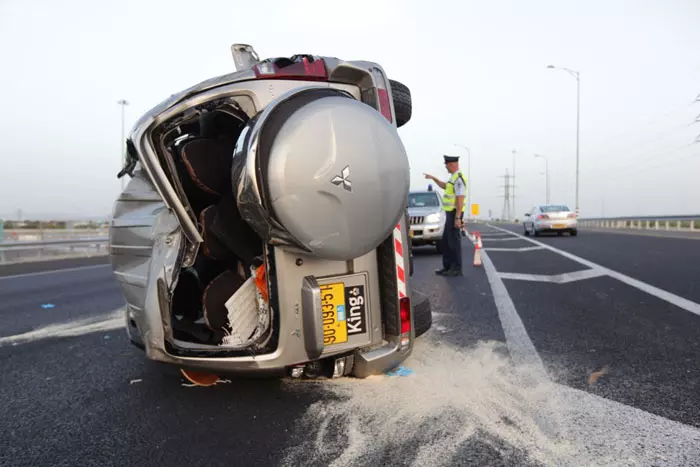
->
xmin=477 ymin=233 xmax=483 ymax=249
xmin=473 ymin=242 xmax=482 ymax=267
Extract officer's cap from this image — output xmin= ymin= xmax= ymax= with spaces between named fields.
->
xmin=443 ymin=155 xmax=459 ymax=164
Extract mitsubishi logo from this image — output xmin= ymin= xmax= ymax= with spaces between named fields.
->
xmin=331 ymin=166 xmax=352 ymax=192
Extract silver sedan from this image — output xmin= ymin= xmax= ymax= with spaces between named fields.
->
xmin=523 ymin=204 xmax=578 ymax=237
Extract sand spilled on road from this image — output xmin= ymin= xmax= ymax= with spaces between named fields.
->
xmin=282 ymin=339 xmax=700 ymax=467
xmin=283 ymin=340 xmax=573 ymax=466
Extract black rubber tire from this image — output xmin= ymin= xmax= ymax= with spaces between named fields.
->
xmin=533 ymin=230 xmax=541 ymax=237
xmin=523 ymin=226 xmax=530 ymax=236
xmin=412 ymin=290 xmax=432 ymax=338
xmin=389 ymin=79 xmax=412 ymax=128
xmin=570 ymin=230 xmax=578 ymax=236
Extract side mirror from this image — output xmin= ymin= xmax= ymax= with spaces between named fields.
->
xmin=524 ymin=213 xmax=530 ymax=217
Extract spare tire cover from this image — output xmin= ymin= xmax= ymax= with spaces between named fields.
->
xmin=247 ymin=88 xmax=410 ymax=261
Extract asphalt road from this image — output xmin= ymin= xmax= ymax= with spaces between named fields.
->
xmin=1 ymin=227 xmax=700 ymax=467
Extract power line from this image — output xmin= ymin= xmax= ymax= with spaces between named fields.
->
xmin=581 ymin=121 xmax=695 ymax=175
xmin=582 ymin=142 xmax=690 ymax=178
xmin=585 ymin=102 xmax=694 ymax=152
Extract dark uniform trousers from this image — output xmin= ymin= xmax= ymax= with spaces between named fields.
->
xmin=441 ymin=210 xmax=462 ymax=272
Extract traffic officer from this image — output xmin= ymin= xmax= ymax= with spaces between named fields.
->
xmin=424 ymin=155 xmax=467 ymax=276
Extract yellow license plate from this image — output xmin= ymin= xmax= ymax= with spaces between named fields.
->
xmin=409 ymin=230 xmax=414 ymax=238
xmin=320 ymin=282 xmax=348 ymax=346
xmin=553 ymin=223 xmax=567 ymax=229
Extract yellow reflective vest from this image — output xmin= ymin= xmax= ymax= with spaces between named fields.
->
xmin=442 ymin=171 xmax=467 ymax=213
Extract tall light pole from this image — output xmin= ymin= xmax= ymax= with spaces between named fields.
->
xmin=534 ymin=154 xmax=550 ymax=204
xmin=117 ymin=99 xmax=130 ymax=190
xmin=454 ymin=144 xmax=471 ymax=221
xmin=511 ymin=149 xmax=516 ymax=220
xmin=547 ymin=65 xmax=580 ymax=215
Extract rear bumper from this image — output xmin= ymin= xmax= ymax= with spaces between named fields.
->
xmin=535 ymin=219 xmax=578 ymax=231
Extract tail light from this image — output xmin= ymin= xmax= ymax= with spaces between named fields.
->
xmin=537 ymin=214 xmax=550 ymax=220
xmin=253 ymin=57 xmax=328 ymax=81
xmin=254 ymin=264 xmax=269 ymax=303
xmin=399 ymin=296 xmax=411 ymax=349
xmin=368 ymin=68 xmax=393 ymax=123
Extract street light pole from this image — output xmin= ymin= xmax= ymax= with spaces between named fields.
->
xmin=534 ymin=154 xmax=550 ymax=204
xmin=117 ymin=99 xmax=130 ymax=191
xmin=454 ymin=144 xmax=471 ymax=221
xmin=547 ymin=65 xmax=580 ymax=215
xmin=512 ymin=149 xmax=516 ymax=221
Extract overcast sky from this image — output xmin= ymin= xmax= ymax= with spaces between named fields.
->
xmin=1 ymin=0 xmax=698 ymax=220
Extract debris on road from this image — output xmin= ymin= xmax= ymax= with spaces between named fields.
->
xmin=386 ymin=366 xmax=414 ymax=377
xmin=41 ymin=304 xmax=55 ymax=309
xmin=180 ymin=368 xmax=231 ymax=387
xmin=587 ymin=365 xmax=610 ymax=387
xmin=129 ymin=379 xmax=142 ymax=385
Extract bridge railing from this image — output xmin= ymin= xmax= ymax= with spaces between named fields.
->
xmin=578 ymin=215 xmax=700 ymax=231
xmin=0 ymin=238 xmax=109 ymax=265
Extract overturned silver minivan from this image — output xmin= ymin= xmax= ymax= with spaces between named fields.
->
xmin=109 ymin=44 xmax=431 ymax=379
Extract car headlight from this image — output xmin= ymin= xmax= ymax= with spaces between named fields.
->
xmin=425 ymin=213 xmax=441 ymax=224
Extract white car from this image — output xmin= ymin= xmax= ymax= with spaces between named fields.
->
xmin=407 ymin=190 xmax=445 ymax=253
xmin=523 ymin=204 xmax=578 ymax=236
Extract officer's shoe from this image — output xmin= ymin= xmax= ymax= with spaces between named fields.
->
xmin=445 ymin=269 xmax=463 ymax=277
xmin=434 ymin=268 xmax=449 ymax=276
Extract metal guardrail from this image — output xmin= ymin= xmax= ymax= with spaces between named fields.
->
xmin=2 ymin=229 xmax=108 ymax=242
xmin=0 ymin=238 xmax=109 ymax=265
xmin=578 ymin=215 xmax=700 ymax=231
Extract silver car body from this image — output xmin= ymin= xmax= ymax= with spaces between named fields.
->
xmin=407 ymin=190 xmax=445 ymax=249
xmin=109 ymin=48 xmax=420 ymax=378
xmin=523 ymin=204 xmax=578 ymax=236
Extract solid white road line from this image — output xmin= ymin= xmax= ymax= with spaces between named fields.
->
xmin=479 ymin=246 xmax=548 ymax=378
xmin=472 ymin=226 xmax=700 ymax=455
xmin=0 ymin=264 xmax=111 ymax=281
xmin=489 ymin=225 xmax=700 ymax=317
xmin=0 ymin=309 xmax=124 ymax=347
xmin=498 ymin=269 xmax=607 ymax=284
xmin=485 ymin=246 xmax=546 ymax=252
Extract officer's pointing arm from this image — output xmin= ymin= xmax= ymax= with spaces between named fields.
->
xmin=423 ymin=173 xmax=447 ymax=190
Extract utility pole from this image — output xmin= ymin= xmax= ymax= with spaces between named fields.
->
xmin=534 ymin=154 xmax=550 ymax=204
xmin=693 ymin=92 xmax=699 ymax=142
xmin=499 ymin=169 xmax=512 ymax=221
xmin=117 ymin=99 xmax=130 ymax=191
xmin=511 ymin=149 xmax=516 ymax=221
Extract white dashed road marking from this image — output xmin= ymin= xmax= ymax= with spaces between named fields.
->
xmin=0 ymin=309 xmax=124 ymax=347
xmin=498 ymin=269 xmax=607 ymax=284
xmin=485 ymin=246 xmax=545 ymax=252
xmin=0 ymin=264 xmax=111 ymax=281
xmin=489 ymin=224 xmax=700 ymax=317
